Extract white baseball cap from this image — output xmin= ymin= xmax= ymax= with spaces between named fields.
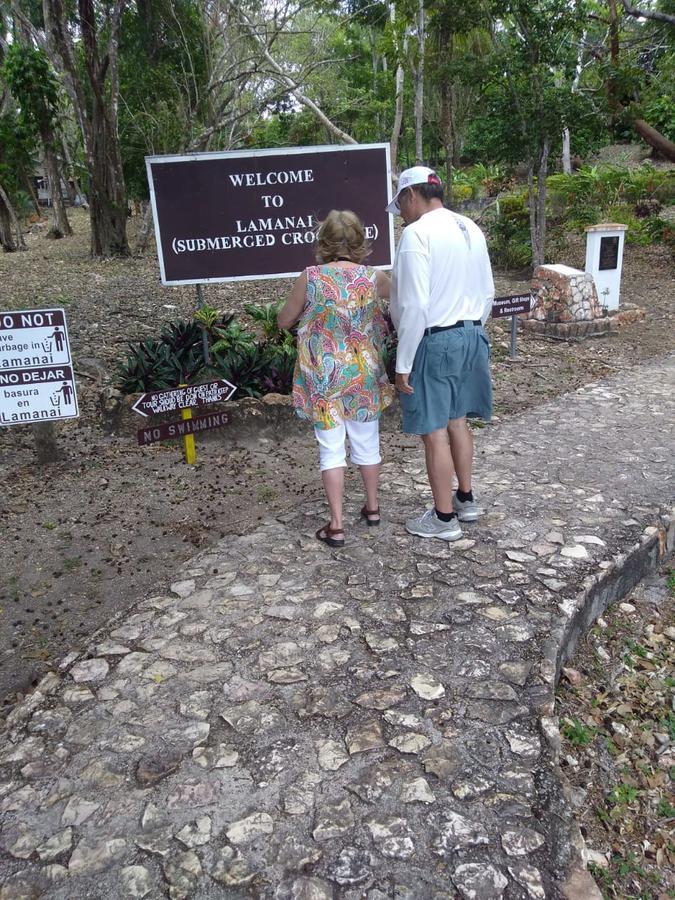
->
xmin=386 ymin=166 xmax=443 ymax=214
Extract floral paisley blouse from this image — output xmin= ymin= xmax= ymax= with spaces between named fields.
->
xmin=292 ymin=264 xmax=394 ymax=429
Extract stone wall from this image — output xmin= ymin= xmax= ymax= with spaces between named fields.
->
xmin=529 ymin=264 xmax=602 ymax=323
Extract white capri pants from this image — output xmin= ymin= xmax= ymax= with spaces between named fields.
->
xmin=314 ymin=419 xmax=381 ymax=471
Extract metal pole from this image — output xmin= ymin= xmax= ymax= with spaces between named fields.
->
xmin=195 ymin=283 xmax=210 ymax=365
xmin=509 ymin=315 xmax=517 ymax=359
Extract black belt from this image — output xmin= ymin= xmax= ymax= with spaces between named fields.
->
xmin=425 ymin=319 xmax=481 ymax=335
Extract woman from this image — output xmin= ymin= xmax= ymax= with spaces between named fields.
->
xmin=278 ymin=210 xmax=393 ymax=548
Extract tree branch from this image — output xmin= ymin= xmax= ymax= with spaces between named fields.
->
xmin=224 ymin=0 xmax=357 ymax=145
xmin=621 ymin=0 xmax=675 ymax=25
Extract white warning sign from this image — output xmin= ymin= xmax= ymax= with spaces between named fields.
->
xmin=0 ymin=309 xmax=79 ymax=426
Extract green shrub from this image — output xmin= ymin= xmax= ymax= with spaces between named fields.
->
xmin=451 ymin=183 xmax=473 ymax=203
xmin=207 ymin=344 xmax=268 ymax=398
xmin=116 ymin=339 xmax=206 ymax=393
xmin=260 ymin=343 xmax=297 ymax=395
xmin=642 ymin=95 xmax=675 ymax=143
xmin=244 ymin=301 xmax=284 ymax=341
xmin=209 ymin=321 xmax=256 ymax=356
xmin=485 ymin=191 xmax=532 ymax=269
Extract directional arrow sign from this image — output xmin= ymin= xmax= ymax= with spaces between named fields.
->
xmin=132 ymin=379 xmax=236 ymax=417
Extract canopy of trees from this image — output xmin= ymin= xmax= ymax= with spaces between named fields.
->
xmin=0 ymin=0 xmax=673 ymax=257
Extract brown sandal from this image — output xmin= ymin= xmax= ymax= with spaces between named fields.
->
xmin=316 ymin=523 xmax=345 ymax=548
xmin=360 ymin=505 xmax=381 ymax=527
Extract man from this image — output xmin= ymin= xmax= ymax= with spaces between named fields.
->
xmin=387 ymin=166 xmax=494 ymax=540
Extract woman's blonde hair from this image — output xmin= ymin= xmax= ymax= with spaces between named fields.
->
xmin=314 ymin=210 xmax=370 ymax=264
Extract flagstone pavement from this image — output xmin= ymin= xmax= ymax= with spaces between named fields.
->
xmin=0 ymin=355 xmax=673 ymax=900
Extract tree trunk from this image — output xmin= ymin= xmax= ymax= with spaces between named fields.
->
xmin=440 ymin=87 xmax=455 ymax=203
xmin=389 ymin=4 xmax=406 ymax=173
xmin=60 ymin=134 xmax=89 ymax=209
xmin=391 ymin=57 xmax=405 ymax=172
xmin=43 ymin=145 xmax=72 ymax=237
xmin=535 ymin=139 xmax=549 ymax=266
xmin=414 ymin=0 xmax=425 ymax=164
xmin=0 ymin=180 xmax=27 ymax=251
xmin=633 ymin=118 xmax=675 ymax=162
xmin=562 ymin=128 xmax=571 ymax=174
xmin=527 ymin=140 xmax=549 ymax=270
xmin=42 ymin=0 xmax=129 ymax=256
xmin=607 ymin=0 xmax=621 ymax=131
xmin=88 ymin=106 xmax=130 ymax=256
xmin=562 ymin=34 xmax=586 ymax=175
xmin=134 ymin=202 xmax=154 ymax=255
xmin=24 ymin=173 xmax=41 ymax=215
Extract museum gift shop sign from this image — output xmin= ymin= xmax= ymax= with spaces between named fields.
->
xmin=146 ymin=143 xmax=393 ymax=285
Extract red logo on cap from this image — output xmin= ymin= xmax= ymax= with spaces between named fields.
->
xmin=427 ymin=174 xmax=441 ymax=185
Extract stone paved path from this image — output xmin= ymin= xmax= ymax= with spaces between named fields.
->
xmin=1 ymin=356 xmax=673 ymax=900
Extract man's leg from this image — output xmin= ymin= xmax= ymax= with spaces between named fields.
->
xmin=447 ymin=416 xmax=473 ymax=493
xmin=422 ymin=427 xmax=454 ymax=515
xmin=405 ymin=428 xmax=461 ymax=540
xmin=445 ymin=424 xmax=458 ymax=490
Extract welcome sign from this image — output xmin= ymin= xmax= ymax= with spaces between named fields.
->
xmin=146 ymin=143 xmax=394 ymax=285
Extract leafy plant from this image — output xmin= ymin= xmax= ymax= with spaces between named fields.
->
xmin=115 ymin=339 xmax=205 ymax=392
xmin=484 ymin=191 xmax=533 ymax=268
xmin=667 ymin=568 xmax=675 ymax=598
xmin=260 ymin=343 xmax=297 ymax=395
xmin=194 ymin=303 xmax=235 ymax=344
xmin=160 ymin=319 xmax=202 ymax=354
xmin=561 ymin=717 xmax=596 ymax=747
xmin=244 ymin=302 xmax=284 ymax=341
xmin=210 ymin=321 xmax=256 ymax=357
xmin=207 ymin=345 xmax=268 ymax=398
xmin=610 ymin=783 xmax=639 ymax=806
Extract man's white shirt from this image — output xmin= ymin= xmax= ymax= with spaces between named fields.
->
xmin=390 ymin=207 xmax=495 ymax=374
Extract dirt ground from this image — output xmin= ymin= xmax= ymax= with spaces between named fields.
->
xmin=0 ymin=208 xmax=673 ymax=712
xmin=556 ymin=571 xmax=674 ymax=899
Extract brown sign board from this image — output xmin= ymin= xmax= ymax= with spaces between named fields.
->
xmin=132 ymin=379 xmax=236 ymax=417
xmin=138 ymin=411 xmax=229 ymax=445
xmin=599 ymin=235 xmax=619 ymax=270
xmin=491 ymin=294 xmax=533 ymax=319
xmin=145 ymin=144 xmax=394 ymax=285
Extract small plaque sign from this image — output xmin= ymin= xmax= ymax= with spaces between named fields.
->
xmin=491 ymin=294 xmax=533 ymax=319
xmin=138 ymin=410 xmax=229 ymax=445
xmin=599 ymin=236 xmax=619 ymax=270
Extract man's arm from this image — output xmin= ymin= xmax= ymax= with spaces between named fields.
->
xmin=394 ymin=245 xmax=430 ymax=376
xmin=477 ymin=233 xmax=495 ymax=326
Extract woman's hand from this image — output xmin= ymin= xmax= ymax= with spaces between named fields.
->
xmin=375 ymin=269 xmax=391 ymax=300
xmin=278 ymin=271 xmax=308 ymax=329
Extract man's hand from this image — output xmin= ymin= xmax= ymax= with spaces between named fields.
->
xmin=395 ymin=373 xmax=414 ymax=394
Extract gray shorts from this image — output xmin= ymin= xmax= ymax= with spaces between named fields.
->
xmin=400 ymin=321 xmax=493 ymax=435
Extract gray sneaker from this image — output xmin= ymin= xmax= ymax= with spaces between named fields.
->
xmin=452 ymin=492 xmax=485 ymax=522
xmin=405 ymin=508 xmax=463 ymax=541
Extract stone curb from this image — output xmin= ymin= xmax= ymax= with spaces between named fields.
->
xmin=543 ymin=512 xmax=674 ymax=899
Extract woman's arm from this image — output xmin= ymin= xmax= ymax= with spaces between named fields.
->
xmin=277 ymin=271 xmax=308 ymax=329
xmin=375 ymin=268 xmax=391 ymax=300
